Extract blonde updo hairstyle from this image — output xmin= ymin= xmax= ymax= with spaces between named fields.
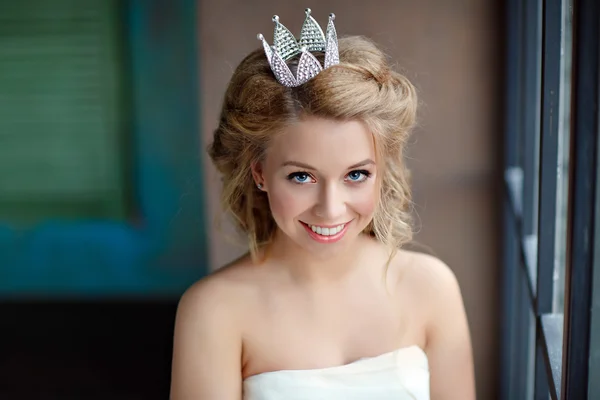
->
xmin=209 ymin=36 xmax=417 ymax=261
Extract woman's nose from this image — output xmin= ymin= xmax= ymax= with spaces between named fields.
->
xmin=314 ymin=183 xmax=347 ymax=221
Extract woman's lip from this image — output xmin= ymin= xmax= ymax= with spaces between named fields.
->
xmin=300 ymin=221 xmax=351 ymax=228
xmin=300 ymin=221 xmax=351 ymax=244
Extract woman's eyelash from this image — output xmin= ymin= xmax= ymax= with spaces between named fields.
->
xmin=286 ymin=170 xmax=372 ymax=183
xmin=350 ymin=169 xmax=371 ymax=178
xmin=346 ymin=169 xmax=371 ymax=182
xmin=286 ymin=171 xmax=313 ymax=183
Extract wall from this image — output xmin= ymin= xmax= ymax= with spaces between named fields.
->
xmin=199 ymin=1 xmax=503 ymax=398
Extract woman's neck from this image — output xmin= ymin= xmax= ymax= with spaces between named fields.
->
xmin=264 ymin=230 xmax=384 ymax=285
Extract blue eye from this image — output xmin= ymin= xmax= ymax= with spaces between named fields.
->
xmin=287 ymin=172 xmax=313 ymax=184
xmin=346 ymin=170 xmax=370 ymax=182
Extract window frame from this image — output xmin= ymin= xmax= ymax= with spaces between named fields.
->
xmin=0 ymin=0 xmax=209 ymax=297
xmin=501 ymin=0 xmax=599 ymax=398
xmin=561 ymin=0 xmax=598 ymax=396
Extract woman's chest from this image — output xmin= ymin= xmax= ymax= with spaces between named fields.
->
xmin=241 ymin=287 xmax=426 ymax=379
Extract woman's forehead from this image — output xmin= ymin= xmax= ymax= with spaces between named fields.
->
xmin=268 ymin=117 xmax=376 ymax=164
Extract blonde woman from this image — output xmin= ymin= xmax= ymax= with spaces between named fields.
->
xmin=171 ymin=10 xmax=475 ymax=400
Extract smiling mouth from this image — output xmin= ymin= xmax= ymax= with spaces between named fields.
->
xmin=300 ymin=221 xmax=351 ymax=244
xmin=303 ymin=222 xmax=347 ymax=236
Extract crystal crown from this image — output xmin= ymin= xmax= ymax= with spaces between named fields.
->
xmin=257 ymin=8 xmax=339 ymax=87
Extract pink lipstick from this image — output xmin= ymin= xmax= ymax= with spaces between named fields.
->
xmin=300 ymin=221 xmax=351 ymax=244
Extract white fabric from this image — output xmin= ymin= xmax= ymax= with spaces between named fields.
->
xmin=243 ymin=345 xmax=429 ymax=400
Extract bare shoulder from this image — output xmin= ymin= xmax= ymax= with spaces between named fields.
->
xmin=170 ymin=253 xmax=259 ymax=400
xmin=389 ymin=249 xmax=468 ymax=344
xmin=178 ymin=252 xmax=258 ymax=313
xmin=391 ymin=249 xmax=462 ymax=302
xmin=391 ymin=249 xmax=475 ymax=398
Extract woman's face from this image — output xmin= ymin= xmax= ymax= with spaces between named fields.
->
xmin=254 ymin=116 xmax=380 ymax=257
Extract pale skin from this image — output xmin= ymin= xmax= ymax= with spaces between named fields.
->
xmin=170 ymin=117 xmax=476 ymax=399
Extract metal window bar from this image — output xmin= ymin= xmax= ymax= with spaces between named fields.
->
xmin=588 ymin=109 xmax=600 ymax=398
xmin=502 ymin=0 xmax=545 ymax=398
xmin=561 ymin=0 xmax=599 ymax=397
xmin=537 ymin=0 xmax=563 ymax=327
xmin=521 ymin=0 xmax=544 ymax=242
xmin=589 ymin=108 xmax=600 ymax=400
xmin=534 ymin=0 xmax=566 ymax=397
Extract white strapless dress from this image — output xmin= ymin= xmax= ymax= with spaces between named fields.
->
xmin=243 ymin=345 xmax=429 ymax=400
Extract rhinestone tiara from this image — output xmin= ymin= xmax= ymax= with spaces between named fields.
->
xmin=257 ymin=8 xmax=340 ymax=87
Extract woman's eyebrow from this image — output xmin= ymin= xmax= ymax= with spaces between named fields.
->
xmin=281 ymin=161 xmax=316 ymax=170
xmin=281 ymin=159 xmax=375 ymax=170
xmin=348 ymin=159 xmax=375 ymax=169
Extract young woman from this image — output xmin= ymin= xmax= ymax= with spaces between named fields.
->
xmin=171 ymin=10 xmax=475 ymax=400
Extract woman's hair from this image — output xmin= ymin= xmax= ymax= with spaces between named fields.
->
xmin=208 ymin=35 xmax=418 ymax=261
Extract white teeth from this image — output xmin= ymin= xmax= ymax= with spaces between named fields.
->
xmin=307 ymin=223 xmax=346 ymax=236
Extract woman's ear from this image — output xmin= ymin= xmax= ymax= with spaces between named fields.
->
xmin=251 ymin=160 xmax=266 ymax=191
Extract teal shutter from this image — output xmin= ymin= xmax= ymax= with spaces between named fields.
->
xmin=0 ymin=0 xmax=127 ymax=225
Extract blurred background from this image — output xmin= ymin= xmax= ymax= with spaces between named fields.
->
xmin=0 ymin=0 xmax=503 ymax=398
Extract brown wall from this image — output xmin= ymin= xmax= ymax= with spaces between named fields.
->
xmin=199 ymin=1 xmax=503 ymax=398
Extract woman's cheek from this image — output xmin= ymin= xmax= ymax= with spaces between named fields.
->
xmin=350 ymin=184 xmax=379 ymax=218
xmin=267 ymin=184 xmax=306 ymax=221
